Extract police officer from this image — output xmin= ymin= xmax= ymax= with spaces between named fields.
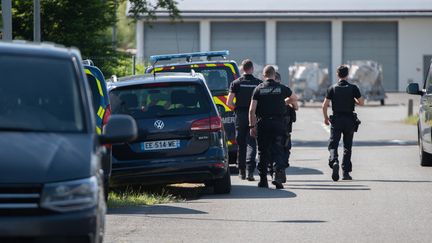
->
xmin=275 ymin=72 xmax=298 ymax=170
xmin=322 ymin=65 xmax=364 ymax=181
xmin=227 ymin=59 xmax=261 ymax=181
xmin=249 ymin=65 xmax=298 ymax=189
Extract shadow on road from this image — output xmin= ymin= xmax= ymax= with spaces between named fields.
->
xmin=293 ymin=140 xmax=417 ymax=147
xmin=145 ymin=215 xmax=326 ymax=224
xmin=108 ymin=205 xmax=208 ymax=215
xmin=202 ymin=184 xmax=297 ymax=199
xmin=285 ymin=179 xmax=432 ymax=183
xmin=286 ymin=166 xmax=323 ymax=175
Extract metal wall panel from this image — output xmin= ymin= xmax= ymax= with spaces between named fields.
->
xmin=343 ymin=22 xmax=398 ymax=91
xmin=211 ymin=22 xmax=266 ymax=74
xmin=276 ymin=22 xmax=332 ymax=85
xmin=144 ymin=22 xmax=200 ymax=62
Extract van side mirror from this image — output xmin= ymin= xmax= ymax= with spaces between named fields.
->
xmin=406 ymin=83 xmax=423 ymax=95
xmin=99 ymin=115 xmax=137 ymax=145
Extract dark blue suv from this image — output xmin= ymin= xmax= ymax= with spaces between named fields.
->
xmin=108 ymin=73 xmax=231 ymax=193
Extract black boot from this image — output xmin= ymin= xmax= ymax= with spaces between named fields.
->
xmin=239 ymin=169 xmax=246 ymax=180
xmin=342 ymin=171 xmax=352 ymax=180
xmin=258 ymin=176 xmax=268 ymax=188
xmin=332 ymin=163 xmax=339 ymax=182
xmin=272 ymin=170 xmax=285 ymax=189
xmin=246 ymin=171 xmax=255 ymax=181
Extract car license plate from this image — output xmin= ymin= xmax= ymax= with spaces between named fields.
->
xmin=142 ymin=140 xmax=180 ymax=151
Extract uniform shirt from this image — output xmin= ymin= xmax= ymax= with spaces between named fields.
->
xmin=252 ymin=79 xmax=292 ymax=118
xmin=229 ymin=74 xmax=262 ymax=111
xmin=326 ymin=80 xmax=361 ymax=113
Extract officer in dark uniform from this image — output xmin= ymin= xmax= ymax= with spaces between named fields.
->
xmin=275 ymin=72 xmax=298 ymax=170
xmin=322 ymin=65 xmax=364 ymax=181
xmin=249 ymin=65 xmax=298 ymax=189
xmin=227 ymin=59 xmax=262 ymax=181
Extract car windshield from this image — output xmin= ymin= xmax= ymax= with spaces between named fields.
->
xmin=0 ymin=55 xmax=84 ymax=132
xmin=110 ymin=83 xmax=211 ymax=119
xmin=152 ymin=66 xmax=235 ymax=91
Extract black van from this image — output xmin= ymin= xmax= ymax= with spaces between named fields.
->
xmin=108 ymin=72 xmax=231 ymax=194
xmin=0 ymin=42 xmax=137 ymax=242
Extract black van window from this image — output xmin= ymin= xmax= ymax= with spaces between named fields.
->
xmin=110 ymin=83 xmax=211 ymax=119
xmin=0 ymin=56 xmax=84 ymax=132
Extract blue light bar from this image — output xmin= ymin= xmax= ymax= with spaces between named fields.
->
xmin=150 ymin=50 xmax=229 ymax=63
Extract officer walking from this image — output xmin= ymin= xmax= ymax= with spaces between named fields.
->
xmin=322 ymin=65 xmax=364 ymax=181
xmin=227 ymin=59 xmax=262 ymax=181
xmin=249 ymin=65 xmax=298 ymax=189
xmin=275 ymin=72 xmax=298 ymax=169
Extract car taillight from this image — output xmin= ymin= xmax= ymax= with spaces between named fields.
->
xmin=191 ymin=116 xmax=222 ymax=132
xmin=102 ymin=105 xmax=111 ymax=125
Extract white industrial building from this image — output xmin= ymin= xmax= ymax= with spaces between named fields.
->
xmin=130 ymin=0 xmax=432 ymax=91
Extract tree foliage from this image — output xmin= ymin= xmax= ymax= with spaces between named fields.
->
xmin=10 ymin=0 xmax=180 ymax=76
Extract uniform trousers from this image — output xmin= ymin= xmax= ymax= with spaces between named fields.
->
xmin=235 ymin=110 xmax=257 ymax=173
xmin=328 ymin=114 xmax=355 ymax=172
xmin=256 ymin=117 xmax=286 ymax=177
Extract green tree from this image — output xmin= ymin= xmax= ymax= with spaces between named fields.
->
xmin=11 ymin=0 xmax=180 ymax=76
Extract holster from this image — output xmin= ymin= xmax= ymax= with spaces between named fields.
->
xmin=353 ymin=113 xmax=361 ymax=132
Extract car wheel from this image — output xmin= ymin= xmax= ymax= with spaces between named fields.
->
xmin=213 ymin=169 xmax=231 ymax=194
xmin=380 ymin=99 xmax=385 ymax=106
xmin=419 ymin=136 xmax=432 ymax=166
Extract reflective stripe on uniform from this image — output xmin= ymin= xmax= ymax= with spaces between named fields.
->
xmin=96 ymin=126 xmax=102 ymax=135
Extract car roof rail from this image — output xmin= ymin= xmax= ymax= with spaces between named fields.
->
xmin=82 ymin=59 xmax=94 ymax=66
xmin=149 ymin=50 xmax=229 ymax=64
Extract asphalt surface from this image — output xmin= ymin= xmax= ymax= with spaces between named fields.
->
xmin=105 ymin=93 xmax=431 ymax=243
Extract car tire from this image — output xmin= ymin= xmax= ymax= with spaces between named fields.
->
xmin=419 ymin=136 xmax=432 ymax=166
xmin=213 ymin=169 xmax=231 ymax=194
xmin=380 ymin=99 xmax=385 ymax=106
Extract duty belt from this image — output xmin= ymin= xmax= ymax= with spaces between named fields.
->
xmin=258 ymin=115 xmax=284 ymax=120
xmin=333 ymin=112 xmax=354 ymax=116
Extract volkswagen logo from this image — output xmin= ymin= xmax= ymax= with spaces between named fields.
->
xmin=154 ymin=120 xmax=165 ymax=130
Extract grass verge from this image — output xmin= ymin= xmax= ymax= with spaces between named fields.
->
xmin=108 ymin=187 xmax=182 ymax=208
xmin=404 ymin=114 xmax=419 ymax=125
xmin=107 ymin=183 xmax=205 ymax=208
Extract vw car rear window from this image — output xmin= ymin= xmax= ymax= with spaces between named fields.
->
xmin=110 ymin=83 xmax=211 ymax=119
xmin=0 ymin=55 xmax=84 ymax=132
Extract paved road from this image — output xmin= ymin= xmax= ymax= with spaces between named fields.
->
xmin=106 ymin=94 xmax=432 ymax=243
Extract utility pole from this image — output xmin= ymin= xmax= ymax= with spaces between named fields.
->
xmin=33 ymin=0 xmax=41 ymax=42
xmin=1 ymin=0 xmax=13 ymax=40
xmin=112 ymin=0 xmax=117 ymax=49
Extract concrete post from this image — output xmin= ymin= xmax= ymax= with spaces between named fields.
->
xmin=199 ymin=20 xmax=211 ymax=52
xmin=331 ymin=20 xmax=343 ymax=83
xmin=136 ymin=20 xmax=144 ymax=63
xmin=2 ymin=0 xmax=13 ymax=40
xmin=265 ymin=20 xmax=277 ymax=65
xmin=408 ymin=99 xmax=414 ymax=117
